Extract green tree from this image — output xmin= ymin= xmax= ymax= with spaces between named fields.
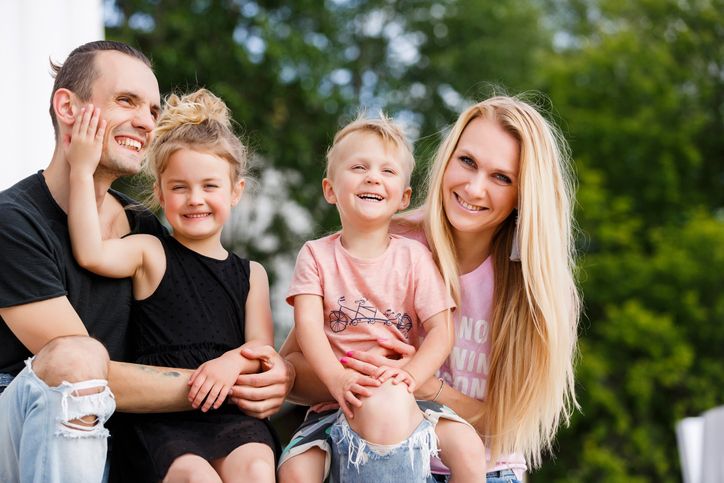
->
xmin=535 ymin=0 xmax=724 ymax=480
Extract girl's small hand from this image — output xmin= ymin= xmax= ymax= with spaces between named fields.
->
xmin=329 ymin=368 xmax=381 ymax=421
xmin=65 ymin=104 xmax=106 ymax=174
xmin=376 ymin=366 xmax=417 ymax=392
xmin=188 ymin=350 xmax=244 ymax=412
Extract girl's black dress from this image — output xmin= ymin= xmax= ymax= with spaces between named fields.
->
xmin=120 ymin=235 xmax=276 ymax=480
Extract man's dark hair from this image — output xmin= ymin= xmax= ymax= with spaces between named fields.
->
xmin=49 ymin=40 xmax=152 ymax=136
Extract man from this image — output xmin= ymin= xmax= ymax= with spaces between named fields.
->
xmin=0 ymin=40 xmax=293 ymax=482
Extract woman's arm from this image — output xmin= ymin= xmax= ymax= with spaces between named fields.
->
xmin=278 ymin=326 xmax=332 ymax=404
xmin=396 ymin=309 xmax=454 ymax=388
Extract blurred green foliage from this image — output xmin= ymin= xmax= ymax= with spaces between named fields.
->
xmin=107 ymin=0 xmax=723 ymax=480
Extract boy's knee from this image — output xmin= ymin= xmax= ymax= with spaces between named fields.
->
xmin=33 ymin=336 xmax=109 ymax=388
xmin=350 ymin=380 xmax=420 ymax=443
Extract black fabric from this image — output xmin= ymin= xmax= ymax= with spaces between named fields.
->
xmin=0 ymin=171 xmax=165 ymax=375
xmin=116 ymin=235 xmax=276 ymax=480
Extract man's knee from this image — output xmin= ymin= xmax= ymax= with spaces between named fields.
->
xmin=33 ymin=335 xmax=109 ymax=388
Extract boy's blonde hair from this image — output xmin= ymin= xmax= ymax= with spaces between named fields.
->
xmin=145 ymin=88 xmax=247 ymax=193
xmin=421 ymin=95 xmax=580 ymax=467
xmin=326 ymin=113 xmax=415 ymax=185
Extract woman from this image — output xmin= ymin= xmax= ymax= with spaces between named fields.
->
xmin=281 ymin=95 xmax=580 ymax=482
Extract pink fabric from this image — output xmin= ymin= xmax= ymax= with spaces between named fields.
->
xmin=287 ymin=232 xmax=454 ymax=359
xmin=401 ymin=228 xmax=527 ymax=477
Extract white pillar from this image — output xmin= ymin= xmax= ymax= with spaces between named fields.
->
xmin=0 ymin=0 xmax=104 ymax=190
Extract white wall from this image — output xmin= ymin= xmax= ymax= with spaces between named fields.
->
xmin=0 ymin=0 xmax=104 ymax=190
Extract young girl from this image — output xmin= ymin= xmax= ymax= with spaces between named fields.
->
xmin=282 ymin=95 xmax=580 ymax=482
xmin=66 ymin=89 xmax=276 ymax=482
xmin=278 ymin=116 xmax=486 ymax=482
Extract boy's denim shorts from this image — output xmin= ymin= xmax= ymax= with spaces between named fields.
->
xmin=279 ymin=400 xmax=515 ymax=483
xmin=433 ymin=468 xmax=521 ymax=483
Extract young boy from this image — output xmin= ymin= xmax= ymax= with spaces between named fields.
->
xmin=278 ymin=115 xmax=486 ymax=482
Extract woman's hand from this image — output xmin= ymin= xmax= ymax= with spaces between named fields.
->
xmin=342 ymin=338 xmax=415 ymax=374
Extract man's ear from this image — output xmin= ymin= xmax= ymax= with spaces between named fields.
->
xmin=231 ymin=179 xmax=246 ymax=207
xmin=52 ymin=88 xmax=79 ymax=130
xmin=322 ymin=178 xmax=337 ymax=205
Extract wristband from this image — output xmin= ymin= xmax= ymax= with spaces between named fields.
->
xmin=431 ymin=378 xmax=445 ymax=402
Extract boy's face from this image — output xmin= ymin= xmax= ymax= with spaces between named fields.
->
xmin=323 ymin=131 xmax=412 ymax=230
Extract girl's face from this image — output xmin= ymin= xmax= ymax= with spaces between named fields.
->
xmin=156 ymin=148 xmax=244 ymax=245
xmin=442 ymin=117 xmax=520 ymax=243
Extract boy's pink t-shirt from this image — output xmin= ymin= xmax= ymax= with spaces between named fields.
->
xmin=287 ymin=233 xmax=454 ymax=359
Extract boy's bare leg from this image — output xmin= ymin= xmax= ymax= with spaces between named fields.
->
xmin=348 ymin=379 xmax=422 ymax=444
xmin=435 ymin=419 xmax=487 ymax=483
xmin=212 ymin=443 xmax=275 ymax=483
xmin=278 ymin=447 xmax=326 ymax=483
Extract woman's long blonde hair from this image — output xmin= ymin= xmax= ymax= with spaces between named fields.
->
xmin=422 ymin=95 xmax=580 ymax=467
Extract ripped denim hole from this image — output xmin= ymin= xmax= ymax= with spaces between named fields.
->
xmin=335 ymin=418 xmax=439 ymax=477
xmin=56 ymin=379 xmax=116 ymax=439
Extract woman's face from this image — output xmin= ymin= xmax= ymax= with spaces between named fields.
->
xmin=442 ymin=116 xmax=520 ymax=242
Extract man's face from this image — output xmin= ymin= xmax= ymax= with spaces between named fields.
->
xmin=85 ymin=51 xmax=161 ymax=177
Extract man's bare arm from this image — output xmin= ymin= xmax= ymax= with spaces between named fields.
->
xmin=1 ymin=296 xmax=194 ymax=413
xmin=109 ymin=361 xmax=192 ymax=412
xmin=0 ymin=297 xmax=89 ymax=353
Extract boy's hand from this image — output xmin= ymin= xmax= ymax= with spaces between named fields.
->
xmin=65 ymin=104 xmax=106 ymax=174
xmin=188 ymin=350 xmax=245 ymax=412
xmin=328 ymin=368 xmax=381 ymax=420
xmin=375 ymin=366 xmax=417 ymax=392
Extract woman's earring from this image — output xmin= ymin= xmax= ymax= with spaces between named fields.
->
xmin=510 ymin=211 xmax=521 ymax=262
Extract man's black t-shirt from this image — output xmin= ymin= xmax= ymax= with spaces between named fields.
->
xmin=0 ymin=171 xmax=165 ymax=375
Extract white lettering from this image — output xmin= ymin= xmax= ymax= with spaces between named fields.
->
xmin=453 ymin=376 xmax=469 ymax=394
xmin=469 ymin=378 xmax=487 ymax=399
xmin=450 ymin=347 xmax=489 ymax=375
xmin=458 ymin=316 xmax=474 ymax=340
xmin=474 ymin=319 xmax=489 ymax=343
xmin=476 ymin=352 xmax=489 ymax=375
xmin=451 ymin=347 xmax=468 ymax=371
xmin=458 ymin=316 xmax=488 ymax=343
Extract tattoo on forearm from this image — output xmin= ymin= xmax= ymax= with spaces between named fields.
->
xmin=134 ymin=363 xmax=182 ymax=378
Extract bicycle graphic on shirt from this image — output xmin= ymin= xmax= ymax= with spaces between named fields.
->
xmin=328 ymin=296 xmax=413 ymax=336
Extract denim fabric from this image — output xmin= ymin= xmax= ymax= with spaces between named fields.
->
xmin=328 ymin=413 xmax=439 ymax=483
xmin=0 ymin=372 xmax=14 ymax=394
xmin=486 ymin=469 xmax=521 ymax=483
xmin=0 ymin=358 xmax=115 ymax=483
xmin=433 ymin=468 xmax=520 ymax=483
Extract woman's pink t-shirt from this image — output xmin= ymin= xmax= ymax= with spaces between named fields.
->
xmin=404 ymin=229 xmax=527 ymax=477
